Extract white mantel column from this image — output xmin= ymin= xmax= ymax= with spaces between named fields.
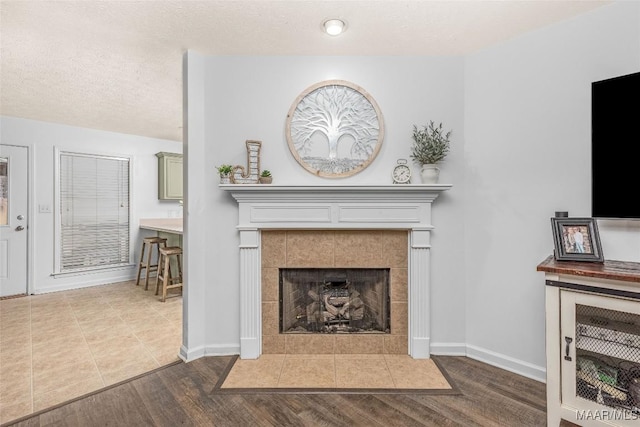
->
xmin=409 ymin=227 xmax=432 ymax=359
xmin=239 ymin=227 xmax=261 ymax=359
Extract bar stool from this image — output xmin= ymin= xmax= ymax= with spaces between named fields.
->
xmin=156 ymin=246 xmax=183 ymax=302
xmin=135 ymin=237 xmax=168 ymax=290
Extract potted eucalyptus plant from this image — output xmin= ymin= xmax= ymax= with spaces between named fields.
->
xmin=410 ymin=121 xmax=451 ymax=183
xmin=216 ymin=164 xmax=233 ymax=184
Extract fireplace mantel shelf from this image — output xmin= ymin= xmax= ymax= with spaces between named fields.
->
xmin=220 ymin=184 xmax=452 ymax=190
xmin=223 ymin=182 xmax=452 ymax=360
xmin=221 ymin=183 xmax=452 ymax=198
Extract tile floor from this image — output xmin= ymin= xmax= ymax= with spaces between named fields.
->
xmin=221 ymin=353 xmax=452 ymax=389
xmin=0 ymin=280 xmax=182 ymax=424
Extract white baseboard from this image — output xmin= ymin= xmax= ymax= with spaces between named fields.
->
xmin=430 ymin=342 xmax=467 ymax=356
xmin=32 ymin=273 xmax=135 ymax=294
xmin=429 ymin=342 xmax=546 ymax=382
xmin=205 ymin=344 xmax=240 ymax=357
xmin=180 ymin=344 xmax=240 ymax=362
xmin=179 ymin=345 xmax=196 ymax=362
xmin=465 ymin=344 xmax=546 ymax=383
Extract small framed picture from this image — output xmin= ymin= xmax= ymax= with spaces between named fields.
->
xmin=550 ymin=217 xmax=604 ymax=262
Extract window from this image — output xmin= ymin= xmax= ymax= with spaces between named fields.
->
xmin=57 ymin=151 xmax=130 ymax=273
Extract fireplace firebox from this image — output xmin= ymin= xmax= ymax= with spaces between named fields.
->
xmin=280 ymin=268 xmax=390 ymax=334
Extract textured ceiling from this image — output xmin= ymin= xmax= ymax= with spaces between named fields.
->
xmin=0 ymin=1 xmax=610 ymax=142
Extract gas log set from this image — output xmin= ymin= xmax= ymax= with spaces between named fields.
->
xmin=280 ymin=268 xmax=390 ymax=334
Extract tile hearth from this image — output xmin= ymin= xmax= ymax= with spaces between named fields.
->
xmin=221 ymin=354 xmax=453 ymax=390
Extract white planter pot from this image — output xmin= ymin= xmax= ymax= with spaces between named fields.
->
xmin=420 ymin=164 xmax=440 ymax=184
xmin=220 ymin=175 xmax=231 ymax=184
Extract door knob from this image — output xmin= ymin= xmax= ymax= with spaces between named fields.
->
xmin=17 ymin=215 xmax=24 ymax=220
xmin=15 ymin=225 xmax=24 ymax=231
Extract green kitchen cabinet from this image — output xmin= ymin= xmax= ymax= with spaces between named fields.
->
xmin=156 ymin=152 xmax=183 ymax=200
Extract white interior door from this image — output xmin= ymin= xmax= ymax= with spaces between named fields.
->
xmin=0 ymin=145 xmax=28 ymax=297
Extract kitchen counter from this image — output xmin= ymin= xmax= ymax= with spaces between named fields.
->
xmin=139 ymin=218 xmax=183 ymax=235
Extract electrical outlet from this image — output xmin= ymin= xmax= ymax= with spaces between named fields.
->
xmin=39 ymin=204 xmax=52 ymax=213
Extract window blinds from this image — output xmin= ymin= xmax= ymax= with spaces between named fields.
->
xmin=59 ymin=153 xmax=130 ymax=272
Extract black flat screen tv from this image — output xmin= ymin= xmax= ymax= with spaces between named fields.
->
xmin=591 ymin=71 xmax=640 ymax=219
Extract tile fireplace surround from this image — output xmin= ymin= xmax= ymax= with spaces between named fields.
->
xmin=222 ymin=184 xmax=451 ymax=360
xmin=264 ymin=231 xmax=401 ymax=354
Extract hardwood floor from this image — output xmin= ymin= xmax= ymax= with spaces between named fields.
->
xmin=4 ymin=355 xmax=547 ymax=426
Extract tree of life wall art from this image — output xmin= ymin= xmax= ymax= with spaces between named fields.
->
xmin=285 ymin=80 xmax=384 ymax=178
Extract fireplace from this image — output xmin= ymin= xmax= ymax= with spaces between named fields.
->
xmin=280 ymin=268 xmax=390 ymax=334
xmin=223 ymin=184 xmax=451 ymax=359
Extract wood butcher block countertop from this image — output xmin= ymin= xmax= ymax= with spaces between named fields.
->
xmin=139 ymin=218 xmax=183 ymax=234
xmin=537 ymin=254 xmax=640 ymax=285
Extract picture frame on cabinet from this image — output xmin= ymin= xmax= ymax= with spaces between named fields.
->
xmin=551 ymin=217 xmax=604 ymax=262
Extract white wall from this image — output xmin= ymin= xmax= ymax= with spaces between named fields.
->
xmin=184 ymin=55 xmax=468 ymax=358
xmin=184 ymin=1 xmax=640 ymax=380
xmin=464 ymin=0 xmax=640 ymax=379
xmin=0 ymin=116 xmax=182 ymax=294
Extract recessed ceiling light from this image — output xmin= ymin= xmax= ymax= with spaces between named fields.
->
xmin=323 ymin=19 xmax=346 ymax=36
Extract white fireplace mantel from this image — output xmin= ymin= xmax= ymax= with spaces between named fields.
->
xmin=221 ymin=184 xmax=452 ymax=359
